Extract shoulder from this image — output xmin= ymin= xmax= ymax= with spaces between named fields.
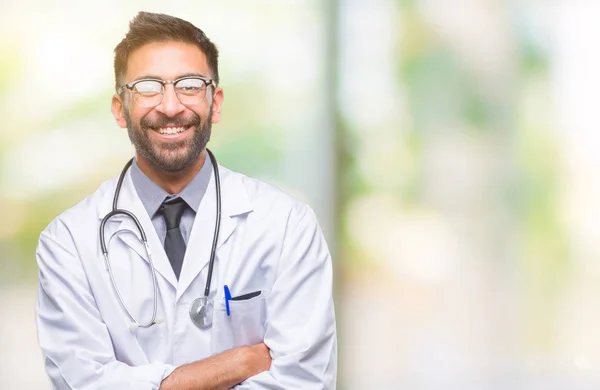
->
xmin=220 ymin=165 xmax=314 ymax=219
xmin=39 ymin=176 xmax=118 ymax=241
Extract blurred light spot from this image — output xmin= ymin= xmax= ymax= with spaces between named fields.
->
xmin=348 ymin=194 xmax=460 ymax=284
xmin=1 ymin=120 xmax=131 ymax=200
xmin=574 ymin=355 xmax=592 ymax=370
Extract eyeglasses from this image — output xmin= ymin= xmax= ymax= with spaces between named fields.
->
xmin=118 ymin=76 xmax=216 ymax=108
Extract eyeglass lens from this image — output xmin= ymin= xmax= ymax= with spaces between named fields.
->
xmin=132 ymin=78 xmax=208 ymax=107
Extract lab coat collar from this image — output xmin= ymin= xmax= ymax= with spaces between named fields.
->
xmin=97 ymin=168 xmax=178 ymax=288
xmin=175 ymin=164 xmax=252 ymax=300
xmin=96 ymin=162 xmax=253 ymax=294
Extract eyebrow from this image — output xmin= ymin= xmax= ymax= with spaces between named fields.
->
xmin=132 ymin=72 xmax=208 ymax=82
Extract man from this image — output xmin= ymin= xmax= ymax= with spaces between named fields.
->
xmin=35 ymin=11 xmax=337 ymax=389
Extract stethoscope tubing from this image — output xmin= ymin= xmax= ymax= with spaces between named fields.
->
xmin=204 ymin=149 xmax=221 ymax=298
xmin=99 ymin=149 xmax=221 ymax=328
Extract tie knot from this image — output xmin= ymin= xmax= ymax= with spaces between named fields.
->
xmin=161 ymin=197 xmax=188 ymax=230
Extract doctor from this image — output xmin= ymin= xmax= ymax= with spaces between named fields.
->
xmin=35 ymin=11 xmax=337 ymax=390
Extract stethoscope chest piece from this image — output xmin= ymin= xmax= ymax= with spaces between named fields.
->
xmin=190 ymin=296 xmax=214 ymax=327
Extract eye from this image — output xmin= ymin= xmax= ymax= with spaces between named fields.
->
xmin=133 ymin=80 xmax=162 ymax=95
xmin=175 ymin=78 xmax=205 ymax=95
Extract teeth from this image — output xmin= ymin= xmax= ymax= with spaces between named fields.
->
xmin=158 ymin=127 xmax=185 ymax=135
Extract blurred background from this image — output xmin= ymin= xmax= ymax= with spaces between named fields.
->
xmin=1 ymin=0 xmax=600 ymax=388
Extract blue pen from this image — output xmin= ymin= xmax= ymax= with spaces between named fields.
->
xmin=224 ymin=285 xmax=232 ymax=316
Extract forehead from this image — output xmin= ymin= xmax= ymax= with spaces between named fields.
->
xmin=126 ymin=41 xmax=209 ymax=81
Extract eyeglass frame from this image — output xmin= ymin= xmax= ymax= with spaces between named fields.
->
xmin=117 ymin=75 xmax=217 ymax=107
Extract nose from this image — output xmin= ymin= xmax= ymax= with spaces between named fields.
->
xmin=154 ymin=84 xmax=185 ymax=116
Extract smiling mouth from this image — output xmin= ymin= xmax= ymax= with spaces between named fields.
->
xmin=155 ymin=126 xmax=188 ymax=135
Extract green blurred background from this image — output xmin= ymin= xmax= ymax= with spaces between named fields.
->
xmin=2 ymin=0 xmax=600 ymax=388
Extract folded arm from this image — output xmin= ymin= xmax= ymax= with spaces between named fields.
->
xmin=234 ymin=204 xmax=338 ymax=389
xmin=160 ymin=343 xmax=270 ymax=390
xmin=36 ymin=220 xmax=269 ymax=390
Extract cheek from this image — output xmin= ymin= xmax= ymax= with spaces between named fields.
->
xmin=198 ymin=104 xmax=214 ymax=122
xmin=190 ymin=106 xmax=208 ymax=119
xmin=126 ymin=107 xmax=152 ymax=127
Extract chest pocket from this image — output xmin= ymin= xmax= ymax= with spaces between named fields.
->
xmin=212 ymin=289 xmax=269 ymax=354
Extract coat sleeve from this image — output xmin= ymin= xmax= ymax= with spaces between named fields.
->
xmin=233 ymin=204 xmax=338 ymax=389
xmin=35 ymin=219 xmax=176 ymax=390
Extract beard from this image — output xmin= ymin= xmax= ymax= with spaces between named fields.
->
xmin=124 ymin=105 xmax=212 ymax=173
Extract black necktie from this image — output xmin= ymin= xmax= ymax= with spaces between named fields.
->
xmin=160 ymin=197 xmax=188 ymax=280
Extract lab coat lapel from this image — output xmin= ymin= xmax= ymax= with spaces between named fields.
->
xmin=98 ymin=170 xmax=178 ymax=288
xmin=176 ymin=165 xmax=251 ymax=301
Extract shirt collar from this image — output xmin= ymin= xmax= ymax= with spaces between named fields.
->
xmin=130 ymin=153 xmax=212 ymax=218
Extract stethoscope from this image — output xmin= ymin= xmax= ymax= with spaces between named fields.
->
xmin=99 ymin=148 xmax=221 ymax=330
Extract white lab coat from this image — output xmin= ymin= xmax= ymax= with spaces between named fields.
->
xmin=35 ymin=163 xmax=337 ymax=390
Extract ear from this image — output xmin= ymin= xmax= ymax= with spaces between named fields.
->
xmin=210 ymin=87 xmax=224 ymax=124
xmin=111 ymin=94 xmax=127 ymax=128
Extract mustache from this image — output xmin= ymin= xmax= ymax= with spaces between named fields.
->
xmin=140 ymin=113 xmax=201 ymax=129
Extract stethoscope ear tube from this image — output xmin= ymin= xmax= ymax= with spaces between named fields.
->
xmin=203 ymin=149 xmax=221 ymax=298
xmin=113 ymin=158 xmax=134 ymax=212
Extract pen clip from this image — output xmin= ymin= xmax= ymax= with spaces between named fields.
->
xmin=224 ymin=285 xmax=232 ymax=316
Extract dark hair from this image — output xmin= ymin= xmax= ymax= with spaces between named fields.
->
xmin=113 ymin=12 xmax=219 ymax=91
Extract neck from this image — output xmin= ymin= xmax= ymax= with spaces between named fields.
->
xmin=136 ymin=151 xmax=206 ymax=195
